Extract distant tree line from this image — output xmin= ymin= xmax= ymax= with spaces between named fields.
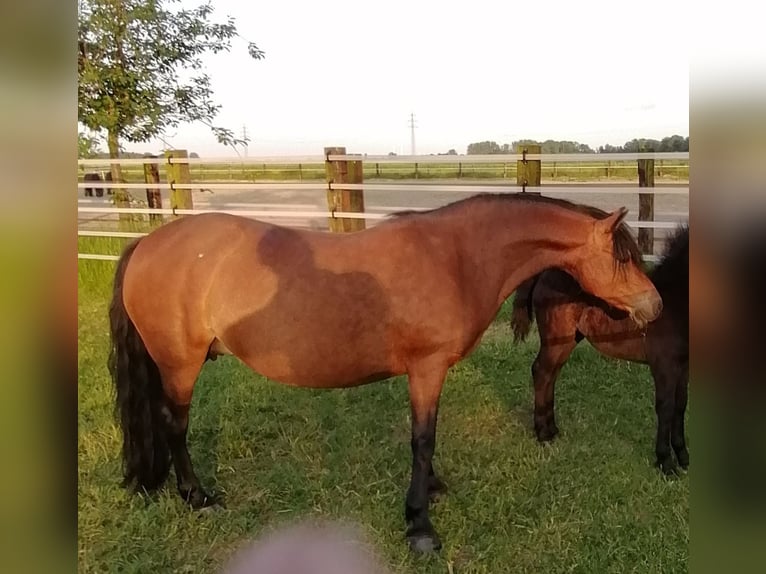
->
xmin=597 ymin=135 xmax=688 ymax=153
xmin=467 ymin=140 xmax=595 ymax=155
xmin=464 ymin=135 xmax=688 ymax=155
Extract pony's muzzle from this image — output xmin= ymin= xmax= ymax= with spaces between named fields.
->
xmin=631 ymin=291 xmax=663 ymax=326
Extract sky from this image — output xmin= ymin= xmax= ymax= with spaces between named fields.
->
xmin=121 ymin=0 xmax=690 ymax=158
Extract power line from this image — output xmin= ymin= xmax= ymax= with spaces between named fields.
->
xmin=242 ymin=124 xmax=249 ymax=157
xmin=408 ymin=113 xmax=417 ymax=155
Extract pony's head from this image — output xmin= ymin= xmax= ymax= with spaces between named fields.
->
xmin=564 ymin=207 xmax=662 ymax=326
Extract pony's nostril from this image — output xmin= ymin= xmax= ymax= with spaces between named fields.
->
xmin=634 ymin=294 xmax=662 ymax=322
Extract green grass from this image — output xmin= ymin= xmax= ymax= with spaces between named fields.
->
xmin=78 ymin=262 xmax=688 ymax=573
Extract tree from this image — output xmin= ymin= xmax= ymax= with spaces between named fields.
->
xmin=598 ymin=136 xmax=688 ymax=153
xmin=659 ymin=135 xmax=688 ymax=152
xmin=512 ymin=139 xmax=595 ymax=154
xmin=78 ymin=132 xmax=102 ymax=158
xmin=78 ymin=0 xmax=264 ymax=182
xmin=467 ymin=141 xmax=502 ymax=155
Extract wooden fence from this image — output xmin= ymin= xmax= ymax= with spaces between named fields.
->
xmin=77 ymin=148 xmax=689 ymax=262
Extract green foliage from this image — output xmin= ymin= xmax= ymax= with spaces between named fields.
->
xmin=78 ymin=0 xmax=264 ymax=157
xmin=466 ymin=141 xmax=504 ymax=154
xmin=78 ymin=131 xmax=102 ymax=158
xmin=515 ymin=139 xmax=595 ymax=154
xmin=467 ymin=136 xmax=688 ymax=155
xmin=599 ymin=135 xmax=689 ymax=153
xmin=467 ymin=139 xmax=595 ymax=155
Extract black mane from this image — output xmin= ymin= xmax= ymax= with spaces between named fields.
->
xmin=389 ymin=192 xmax=643 ymax=267
xmin=650 ymin=224 xmax=689 ymax=287
xmin=646 ymin=223 xmax=689 ymax=339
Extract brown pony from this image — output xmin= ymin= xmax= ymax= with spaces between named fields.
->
xmin=108 ymin=193 xmax=661 ymax=553
xmin=511 ymin=222 xmax=688 ymax=474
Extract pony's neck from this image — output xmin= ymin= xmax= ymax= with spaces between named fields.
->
xmin=451 ymin=198 xmax=593 ymax=307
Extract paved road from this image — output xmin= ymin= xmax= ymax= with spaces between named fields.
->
xmin=78 ymin=180 xmax=688 ymax=253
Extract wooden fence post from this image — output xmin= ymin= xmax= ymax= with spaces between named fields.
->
xmin=143 ymin=154 xmax=163 ymax=225
xmin=165 ymin=149 xmax=193 ymax=214
xmin=325 ymin=146 xmax=365 ymax=232
xmin=637 ymin=157 xmax=655 ymax=255
xmin=516 ymin=143 xmax=541 ymax=194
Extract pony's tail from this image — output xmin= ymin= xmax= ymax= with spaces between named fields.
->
xmin=511 ymin=276 xmax=539 ymax=342
xmin=108 ymin=239 xmax=171 ymax=492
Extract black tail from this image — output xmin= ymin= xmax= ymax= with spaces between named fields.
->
xmin=510 ymin=275 xmax=539 ymax=342
xmin=108 ymin=239 xmax=171 ymax=492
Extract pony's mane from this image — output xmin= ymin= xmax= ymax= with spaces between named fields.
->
xmin=650 ymin=224 xmax=688 ymax=283
xmin=389 ymin=192 xmax=643 ymax=267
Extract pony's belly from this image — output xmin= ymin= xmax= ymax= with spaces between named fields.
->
xmin=589 ymin=338 xmax=647 ymax=363
xmin=235 ymin=348 xmax=400 ymax=389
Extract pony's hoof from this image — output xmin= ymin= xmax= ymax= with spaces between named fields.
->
xmin=658 ymin=458 xmax=678 ymax=476
xmin=677 ymin=450 xmax=690 ymax=470
xmin=407 ymin=530 xmax=442 ymax=554
xmin=536 ymin=423 xmax=559 ymax=443
xmin=181 ymin=487 xmax=223 ymax=510
xmin=198 ymin=503 xmax=225 ymax=515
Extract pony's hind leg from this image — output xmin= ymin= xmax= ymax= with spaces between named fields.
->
xmin=531 ymin=337 xmax=577 ymax=442
xmin=405 ymin=358 xmax=448 ymax=553
xmin=158 ymin=362 xmax=218 ymax=508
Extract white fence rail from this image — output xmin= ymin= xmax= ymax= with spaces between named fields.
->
xmin=77 ymin=151 xmax=689 ymax=167
xmin=76 ymin=181 xmax=689 ymax=196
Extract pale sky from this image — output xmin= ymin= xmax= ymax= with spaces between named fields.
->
xmin=122 ymin=0 xmax=690 ymax=157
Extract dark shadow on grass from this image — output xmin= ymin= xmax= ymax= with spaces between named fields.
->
xmin=186 ymin=355 xmax=416 ymax=518
xmin=468 ymin=322 xmax=660 ymax=467
xmin=464 ymin=326 xmax=539 ymax=433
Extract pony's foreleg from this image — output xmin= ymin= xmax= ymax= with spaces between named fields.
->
xmin=427 ymin=461 xmax=447 ymax=501
xmin=531 ymin=337 xmax=577 ymax=442
xmin=672 ymin=366 xmax=690 ymax=469
xmin=648 ymin=359 xmax=679 ymax=475
xmin=159 ymin=362 xmax=218 ymax=508
xmin=404 ymin=358 xmax=448 ymax=553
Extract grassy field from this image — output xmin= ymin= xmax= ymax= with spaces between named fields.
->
xmin=78 ymin=160 xmax=689 ymax=185
xmin=78 ymin=250 xmax=688 ymax=573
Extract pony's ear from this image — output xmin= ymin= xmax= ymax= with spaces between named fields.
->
xmin=598 ymin=207 xmax=629 ymax=234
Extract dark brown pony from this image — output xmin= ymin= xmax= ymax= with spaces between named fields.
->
xmin=511 ymin=222 xmax=688 ymax=474
xmin=108 ymin=193 xmax=661 ymax=553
